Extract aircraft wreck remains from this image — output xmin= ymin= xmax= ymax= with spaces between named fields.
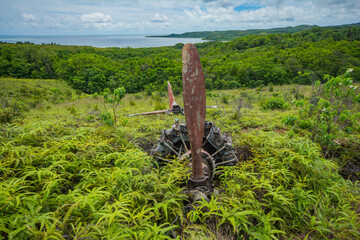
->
xmin=150 ymin=43 xmax=238 ymax=201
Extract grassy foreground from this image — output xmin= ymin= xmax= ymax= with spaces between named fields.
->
xmin=1 ymin=78 xmax=360 ymax=239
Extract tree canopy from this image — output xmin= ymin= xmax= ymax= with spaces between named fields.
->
xmin=1 ymin=25 xmax=359 ymax=94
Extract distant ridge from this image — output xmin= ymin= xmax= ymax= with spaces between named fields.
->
xmin=148 ymin=22 xmax=360 ymax=41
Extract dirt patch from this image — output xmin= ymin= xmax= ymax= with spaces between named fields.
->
xmin=332 ymin=140 xmax=360 ymax=182
xmin=136 ymin=137 xmax=155 ymax=154
xmin=339 ymin=157 xmax=360 ymax=182
xmin=273 ymin=128 xmax=287 ymax=134
xmin=235 ymin=145 xmax=253 ymax=161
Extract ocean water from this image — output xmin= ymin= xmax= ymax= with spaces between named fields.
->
xmin=0 ymin=34 xmax=208 ymax=48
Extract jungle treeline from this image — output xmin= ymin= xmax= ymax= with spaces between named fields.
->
xmin=0 ymin=25 xmax=359 ymax=94
xmin=155 ymin=22 xmax=360 ymax=41
xmin=151 ymin=24 xmax=318 ymax=41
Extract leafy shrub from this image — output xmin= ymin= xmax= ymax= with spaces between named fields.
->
xmin=174 ymin=42 xmax=184 ymax=49
xmin=290 ymin=86 xmax=304 ymax=99
xmin=268 ymin=82 xmax=274 ymax=92
xmin=28 ymin=100 xmax=41 ymax=109
xmin=256 ymin=85 xmax=264 ymax=93
xmin=261 ymin=97 xmax=288 ymax=110
xmin=92 ymin=92 xmax=99 ymax=99
xmin=134 ymin=93 xmax=143 ymax=99
xmin=206 ymin=92 xmax=213 ymax=97
xmin=67 ymin=105 xmax=77 ymax=114
xmin=102 ymin=87 xmax=126 ymax=126
xmin=85 ymin=114 xmax=95 ymax=123
xmin=119 ymin=118 xmax=128 ymax=126
xmin=282 ymin=115 xmax=298 ymax=126
xmin=231 ymin=97 xmax=253 ymax=121
xmin=297 ymin=119 xmax=312 ymax=130
xmin=100 ymin=111 xmax=114 ymax=126
xmin=294 ymin=71 xmax=314 ymax=85
xmin=0 ymin=98 xmax=29 ymax=123
xmin=221 ymin=94 xmax=229 ymax=104
xmin=154 ymin=100 xmax=166 ymax=111
xmin=296 ymin=69 xmax=360 ymax=156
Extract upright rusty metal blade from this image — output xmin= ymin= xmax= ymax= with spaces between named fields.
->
xmin=167 ymin=81 xmax=176 ymax=110
xmin=182 ymin=43 xmax=206 ymax=180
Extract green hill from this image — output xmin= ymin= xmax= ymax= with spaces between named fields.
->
xmin=150 ymin=23 xmax=360 ymax=41
xmin=0 ymin=78 xmax=77 ymax=123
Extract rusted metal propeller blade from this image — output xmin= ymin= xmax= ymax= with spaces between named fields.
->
xmin=182 ymin=43 xmax=206 ymax=180
xmin=127 ymin=82 xmax=179 ymax=117
xmin=168 ymin=81 xmax=177 ymax=111
xmin=127 ymin=109 xmax=168 ymax=117
xmin=206 ymin=106 xmax=218 ymax=109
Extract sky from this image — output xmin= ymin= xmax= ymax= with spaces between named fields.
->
xmin=0 ymin=0 xmax=359 ymax=35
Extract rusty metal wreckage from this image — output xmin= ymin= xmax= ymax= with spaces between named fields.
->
xmin=129 ymin=43 xmax=238 ymax=201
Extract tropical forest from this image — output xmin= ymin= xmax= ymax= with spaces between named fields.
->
xmin=1 ymin=23 xmax=360 ymax=239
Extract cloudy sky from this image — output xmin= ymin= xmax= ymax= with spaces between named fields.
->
xmin=0 ymin=0 xmax=359 ymax=35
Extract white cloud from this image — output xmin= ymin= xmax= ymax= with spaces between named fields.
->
xmin=185 ymin=6 xmax=236 ymax=23
xmin=1 ymin=0 xmax=359 ymax=34
xmin=22 ymin=13 xmax=36 ymax=22
xmin=79 ymin=12 xmax=113 ymax=30
xmin=150 ymin=13 xmax=168 ymax=23
xmin=183 ymin=1 xmax=360 ymax=30
xmin=81 ymin=12 xmax=112 ymax=23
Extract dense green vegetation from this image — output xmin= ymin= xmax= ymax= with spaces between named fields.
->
xmin=153 ymin=23 xmax=360 ymax=41
xmin=1 ymin=75 xmax=359 ymax=239
xmin=151 ymin=24 xmax=317 ymax=41
xmin=1 ymin=22 xmax=360 ymax=239
xmin=1 ymin=24 xmax=360 ymax=95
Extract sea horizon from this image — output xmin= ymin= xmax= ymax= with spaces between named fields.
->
xmin=0 ymin=34 xmax=208 ymax=48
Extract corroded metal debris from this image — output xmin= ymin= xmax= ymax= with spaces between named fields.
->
xmin=150 ymin=120 xmax=238 ymax=179
xmin=182 ymin=43 xmax=207 ymax=181
xmin=150 ymin=43 xmax=238 ymax=202
xmin=127 ymin=82 xmax=184 ymax=117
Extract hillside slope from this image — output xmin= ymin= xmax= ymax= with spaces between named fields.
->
xmin=152 ymin=22 xmax=360 ymax=41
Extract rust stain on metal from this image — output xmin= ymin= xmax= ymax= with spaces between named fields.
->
xmin=182 ymin=43 xmax=206 ymax=179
